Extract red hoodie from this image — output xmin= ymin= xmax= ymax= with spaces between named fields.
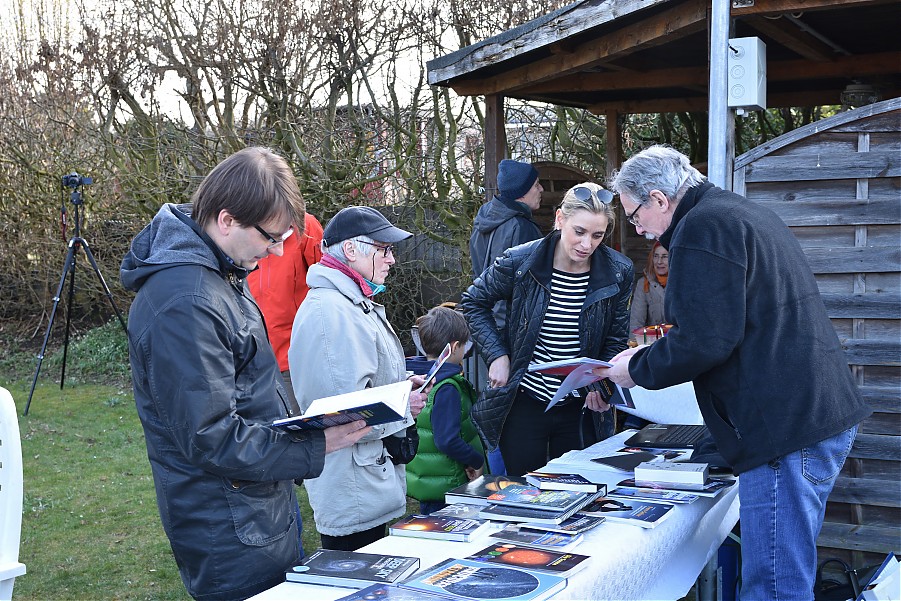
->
xmin=246 ymin=212 xmax=323 ymax=371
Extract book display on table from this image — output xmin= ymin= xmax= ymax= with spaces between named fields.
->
xmin=483 ymin=484 xmax=599 ymax=513
xmin=620 ymin=475 xmax=736 ymax=496
xmin=489 ymin=524 xmax=585 ymax=551
xmin=579 ymin=497 xmax=676 ymax=529
xmin=286 ymin=548 xmax=420 ymax=588
xmin=389 ymin=514 xmax=491 ymax=542
xmin=467 ymin=542 xmax=592 ymax=577
xmin=271 ymin=380 xmax=411 ymax=431
xmin=524 ymin=471 xmax=604 ymax=493
xmin=607 ymin=486 xmax=699 ymax=504
xmin=444 ymin=475 xmax=528 ymax=506
xmin=334 ymin=583 xmax=456 ymax=601
xmin=634 ymin=461 xmax=709 ymax=485
xmin=398 ymin=557 xmax=567 ymax=601
xmin=479 ymin=502 xmax=583 ymax=526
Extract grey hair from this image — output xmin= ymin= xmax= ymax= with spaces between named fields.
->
xmin=610 ymin=145 xmax=705 ymax=206
xmin=324 ymin=234 xmax=375 ymax=264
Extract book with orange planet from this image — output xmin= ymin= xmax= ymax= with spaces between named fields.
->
xmin=389 ymin=514 xmax=491 ymax=542
xmin=466 ymin=542 xmax=592 ymax=577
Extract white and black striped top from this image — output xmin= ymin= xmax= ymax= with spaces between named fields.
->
xmin=521 ymin=269 xmax=590 ymax=405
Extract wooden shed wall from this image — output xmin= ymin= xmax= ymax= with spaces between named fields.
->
xmin=734 ymin=98 xmax=901 ymax=568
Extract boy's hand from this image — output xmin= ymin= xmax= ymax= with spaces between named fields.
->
xmin=465 ymin=465 xmax=484 ymax=481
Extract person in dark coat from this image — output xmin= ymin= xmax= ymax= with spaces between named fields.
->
xmin=462 ymin=182 xmax=633 ymax=477
xmin=597 ymin=145 xmax=871 ymax=601
xmin=121 ymin=147 xmax=369 ymax=600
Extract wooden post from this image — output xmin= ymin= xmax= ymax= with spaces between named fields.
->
xmin=484 ymin=94 xmax=507 ymax=203
xmin=605 ymin=109 xmax=625 ymax=251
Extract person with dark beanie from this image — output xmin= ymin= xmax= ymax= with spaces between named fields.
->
xmin=468 ymin=159 xmax=544 ymax=476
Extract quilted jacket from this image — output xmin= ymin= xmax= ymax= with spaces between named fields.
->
xmin=461 ymin=231 xmax=634 ymax=449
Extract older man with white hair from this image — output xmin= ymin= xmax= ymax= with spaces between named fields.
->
xmin=596 ymin=145 xmax=870 ymax=601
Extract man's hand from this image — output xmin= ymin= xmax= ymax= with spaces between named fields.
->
xmin=323 ymin=420 xmax=371 ymax=454
xmin=593 ymin=345 xmax=646 ymax=389
xmin=584 ymin=390 xmax=610 ymax=413
xmin=408 ymin=391 xmax=427 ymax=418
xmin=488 ymin=355 xmax=510 ymax=388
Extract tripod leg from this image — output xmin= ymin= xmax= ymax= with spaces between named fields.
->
xmin=59 ymin=240 xmax=79 ymax=388
xmin=24 ymin=241 xmax=77 ymax=416
xmin=80 ymin=238 xmax=128 ymax=334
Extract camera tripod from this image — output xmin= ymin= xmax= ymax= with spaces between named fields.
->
xmin=24 ymin=174 xmax=128 ymax=415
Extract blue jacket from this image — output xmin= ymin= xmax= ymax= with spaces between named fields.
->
xmin=629 ymin=182 xmax=871 ymax=473
xmin=121 ymin=204 xmax=325 ymax=600
xmin=461 ymin=231 xmax=634 ymax=448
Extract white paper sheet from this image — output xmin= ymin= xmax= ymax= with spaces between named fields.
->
xmin=613 ymin=381 xmax=703 ymax=425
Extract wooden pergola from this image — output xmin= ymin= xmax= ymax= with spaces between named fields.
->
xmin=427 ymin=0 xmax=899 ymax=190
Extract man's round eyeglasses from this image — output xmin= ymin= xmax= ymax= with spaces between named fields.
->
xmin=254 ymin=224 xmax=295 ymax=248
xmin=358 ymin=240 xmax=395 ymax=257
xmin=572 ymin=185 xmax=614 ymax=205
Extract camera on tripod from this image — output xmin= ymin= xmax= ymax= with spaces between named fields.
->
xmin=61 ymin=172 xmax=93 ymax=188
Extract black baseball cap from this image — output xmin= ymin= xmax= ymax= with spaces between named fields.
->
xmin=322 ymin=206 xmax=412 ymax=246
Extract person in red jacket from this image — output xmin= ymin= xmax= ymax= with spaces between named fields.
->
xmin=247 ymin=211 xmax=323 ymax=407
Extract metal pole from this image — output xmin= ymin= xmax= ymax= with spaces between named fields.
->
xmin=708 ymin=0 xmax=731 ymax=189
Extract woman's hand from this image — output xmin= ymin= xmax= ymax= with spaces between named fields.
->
xmin=584 ymin=390 xmax=610 ymax=413
xmin=488 ymin=355 xmax=510 ymax=388
xmin=407 ymin=391 xmax=427 ymax=418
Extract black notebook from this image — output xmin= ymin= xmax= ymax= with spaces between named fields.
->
xmin=624 ymin=423 xmax=709 ymax=449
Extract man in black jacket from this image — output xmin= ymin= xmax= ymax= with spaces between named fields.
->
xmin=122 ymin=147 xmax=369 ymax=600
xmin=597 ymin=145 xmax=870 ymax=601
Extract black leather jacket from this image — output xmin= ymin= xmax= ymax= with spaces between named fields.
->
xmin=121 ymin=204 xmax=325 ymax=600
xmin=461 ymin=231 xmax=634 ymax=448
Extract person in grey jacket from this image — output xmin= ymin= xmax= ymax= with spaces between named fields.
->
xmin=629 ymin=241 xmax=668 ymax=341
xmin=597 ymin=145 xmax=870 ymax=601
xmin=121 ymin=147 xmax=369 ymax=601
xmin=462 ymin=183 xmax=633 ymax=477
xmin=289 ymin=206 xmax=428 ymax=551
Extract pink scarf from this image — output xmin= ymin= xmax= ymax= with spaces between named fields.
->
xmin=320 ymin=254 xmax=375 ymax=298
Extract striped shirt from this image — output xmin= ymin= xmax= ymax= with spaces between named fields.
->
xmin=520 ymin=269 xmax=590 ymax=405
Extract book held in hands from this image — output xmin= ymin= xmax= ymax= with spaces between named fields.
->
xmin=389 ymin=514 xmax=491 ymax=542
xmin=272 ymin=380 xmax=411 ymax=431
xmin=398 ymin=557 xmax=567 ymax=601
xmin=286 ymin=548 xmax=419 ymax=588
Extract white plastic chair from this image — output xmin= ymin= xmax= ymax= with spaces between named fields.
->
xmin=0 ymin=387 xmax=26 ymax=600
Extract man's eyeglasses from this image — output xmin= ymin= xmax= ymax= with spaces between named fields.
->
xmin=358 ymin=240 xmax=395 ymax=258
xmin=626 ymin=203 xmax=644 ymax=227
xmin=253 ymin=224 xmax=295 ymax=248
xmin=572 ymin=185 xmax=614 ymax=205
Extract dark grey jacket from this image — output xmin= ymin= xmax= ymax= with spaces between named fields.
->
xmin=469 ymin=195 xmax=543 ymax=330
xmin=461 ymin=231 xmax=634 ymax=448
xmin=121 ymin=204 xmax=325 ymax=600
xmin=629 ymin=182 xmax=871 ymax=474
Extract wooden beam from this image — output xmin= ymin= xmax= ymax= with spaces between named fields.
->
xmin=742 ymin=15 xmax=836 ymax=61
xmin=483 ymin=95 xmax=506 ymax=203
xmin=731 ymin=0 xmax=894 ymax=17
xmin=818 ymin=523 xmax=900 ymax=554
xmin=449 ymin=0 xmax=709 ymax=96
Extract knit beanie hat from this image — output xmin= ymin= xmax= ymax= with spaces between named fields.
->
xmin=497 ymin=159 xmax=539 ymax=202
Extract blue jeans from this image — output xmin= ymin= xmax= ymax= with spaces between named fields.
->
xmin=738 ymin=425 xmax=857 ymax=601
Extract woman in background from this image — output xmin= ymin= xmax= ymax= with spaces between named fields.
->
xmin=629 ymin=241 xmax=668 ymax=341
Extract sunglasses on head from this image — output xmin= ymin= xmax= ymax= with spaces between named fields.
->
xmin=572 ymin=185 xmax=614 ymax=205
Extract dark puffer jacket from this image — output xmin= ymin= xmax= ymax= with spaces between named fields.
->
xmin=461 ymin=231 xmax=634 ymax=449
xmin=121 ymin=204 xmax=325 ymax=600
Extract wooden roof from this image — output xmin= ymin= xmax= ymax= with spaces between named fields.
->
xmin=427 ymin=0 xmax=901 ymax=113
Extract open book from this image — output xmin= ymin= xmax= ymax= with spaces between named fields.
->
xmin=271 ymin=380 xmax=411 ymax=431
xmin=527 ymin=357 xmax=612 ymax=411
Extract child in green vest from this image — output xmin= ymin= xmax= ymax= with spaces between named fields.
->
xmin=405 ymin=305 xmax=486 ymax=515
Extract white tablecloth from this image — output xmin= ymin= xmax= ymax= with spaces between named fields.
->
xmin=250 ymin=431 xmax=740 ymax=601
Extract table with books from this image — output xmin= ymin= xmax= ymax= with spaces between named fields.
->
xmin=250 ymin=430 xmax=739 ymax=601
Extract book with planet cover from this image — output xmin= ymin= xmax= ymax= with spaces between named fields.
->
xmin=272 ymin=380 xmax=411 ymax=431
xmin=389 ymin=514 xmax=491 ymax=542
xmin=485 ymin=484 xmax=598 ymax=514
xmin=398 ymin=557 xmax=567 ymax=601
xmin=334 ymin=583 xmax=456 ymax=601
xmin=286 ymin=548 xmax=420 ymax=588
xmin=467 ymin=542 xmax=591 ymax=577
